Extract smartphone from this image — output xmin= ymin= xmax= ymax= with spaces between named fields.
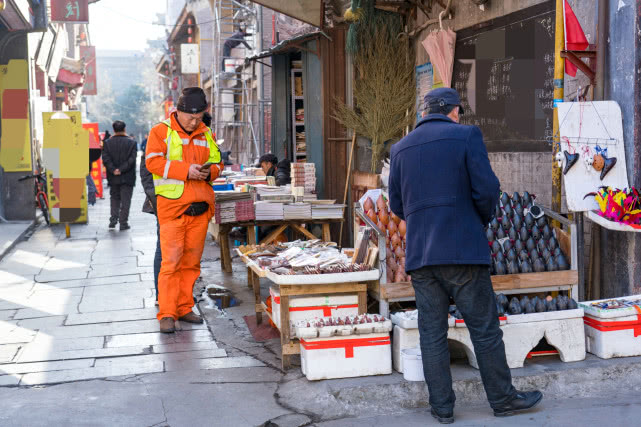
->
xmin=200 ymin=162 xmax=214 ymax=171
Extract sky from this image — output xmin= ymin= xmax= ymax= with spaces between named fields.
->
xmin=88 ymin=0 xmax=167 ymax=51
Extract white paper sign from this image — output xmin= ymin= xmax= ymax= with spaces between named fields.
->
xmin=181 ymin=44 xmax=199 ymax=74
xmin=558 ymin=101 xmax=629 ymax=212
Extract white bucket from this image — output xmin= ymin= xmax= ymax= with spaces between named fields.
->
xmin=401 ymin=348 xmax=424 ymax=382
xmin=224 ymin=62 xmax=236 ymax=73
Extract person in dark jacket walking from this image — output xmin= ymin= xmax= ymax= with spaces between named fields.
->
xmin=140 ymin=150 xmax=161 ymax=305
xmin=389 ymin=88 xmax=542 ymax=423
xmin=102 ymin=120 xmax=137 ymax=230
xmin=222 ymin=27 xmax=251 ymax=71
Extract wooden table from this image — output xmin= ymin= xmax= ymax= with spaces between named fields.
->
xmin=215 ymin=218 xmax=343 ymax=273
xmin=242 ymin=256 xmax=376 ymax=369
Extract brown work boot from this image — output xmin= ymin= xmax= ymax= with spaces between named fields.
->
xmin=159 ymin=317 xmax=175 ymax=333
xmin=178 ymin=312 xmax=203 ymax=324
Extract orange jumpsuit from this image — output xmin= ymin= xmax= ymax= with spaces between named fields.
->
xmin=146 ymin=113 xmax=224 ymax=321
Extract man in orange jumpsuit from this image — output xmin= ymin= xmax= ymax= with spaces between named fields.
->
xmin=145 ymin=87 xmax=224 ymax=333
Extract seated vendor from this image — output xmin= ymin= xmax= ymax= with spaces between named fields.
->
xmin=258 ymin=153 xmax=291 ymax=186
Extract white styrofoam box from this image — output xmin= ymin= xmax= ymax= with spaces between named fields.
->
xmin=300 ymin=333 xmax=392 ymax=380
xmin=270 ymin=287 xmax=359 ymax=336
xmin=391 ymin=310 xmax=418 ymax=329
xmin=392 ymin=325 xmax=420 ymax=373
xmin=506 ymin=308 xmax=584 ymax=324
xmin=454 ymin=316 xmax=507 ymax=327
xmin=579 ymin=295 xmax=641 ymax=318
xmin=580 ymin=296 xmax=641 ymax=359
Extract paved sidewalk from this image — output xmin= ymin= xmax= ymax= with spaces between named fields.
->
xmin=0 ymin=181 xmax=263 ymax=387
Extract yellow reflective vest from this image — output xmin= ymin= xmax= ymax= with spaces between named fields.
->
xmin=152 ymin=119 xmax=221 ymax=200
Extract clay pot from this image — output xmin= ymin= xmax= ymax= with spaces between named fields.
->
xmin=394 ymin=270 xmax=405 ymax=283
xmin=388 ymin=220 xmax=398 ymax=235
xmin=363 ymin=197 xmax=374 ymax=213
xmin=593 ymin=154 xmax=605 ymax=171
xmin=399 ymin=220 xmax=406 ymax=238
xmin=394 ymin=245 xmax=405 ymax=259
xmin=376 ymin=195 xmax=387 ymax=211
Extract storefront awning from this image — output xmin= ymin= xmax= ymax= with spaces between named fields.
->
xmin=248 ymin=0 xmax=323 ymax=28
xmin=246 ymin=31 xmax=322 ymax=62
xmin=0 ymin=0 xmax=32 ymax=30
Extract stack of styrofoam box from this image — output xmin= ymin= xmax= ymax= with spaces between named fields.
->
xmin=580 ymin=295 xmax=641 ymax=359
xmin=270 ymin=287 xmax=359 ymax=337
xmin=291 ymin=163 xmax=316 ymax=192
xmin=391 ymin=308 xmax=585 ymax=371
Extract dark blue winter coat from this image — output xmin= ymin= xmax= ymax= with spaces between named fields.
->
xmin=388 ymin=114 xmax=500 ymax=272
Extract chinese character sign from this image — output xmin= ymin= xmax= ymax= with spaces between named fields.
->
xmin=51 ymin=0 xmax=89 ymax=23
xmin=181 ymin=44 xmax=200 ymax=74
xmin=80 ymin=46 xmax=97 ymax=95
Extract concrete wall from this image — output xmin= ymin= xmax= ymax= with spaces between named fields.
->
xmin=0 ymin=33 xmax=35 ymax=221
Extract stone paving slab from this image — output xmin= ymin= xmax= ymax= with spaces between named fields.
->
xmin=0 ymin=310 xmax=17 ymax=321
xmin=39 ymin=319 xmax=205 ymax=339
xmin=105 ymin=330 xmax=211 ymax=348
xmin=0 ymin=358 xmax=94 ymax=375
xmin=19 ymin=334 xmax=104 ymax=356
xmin=0 ymin=344 xmax=20 ymax=363
xmin=31 ymin=274 xmax=141 ymax=289
xmin=94 ymin=349 xmax=228 ymax=368
xmin=35 ymin=269 xmax=89 ymax=283
xmin=20 ymin=361 xmax=165 ymax=385
xmin=0 ymin=374 xmax=21 ymax=386
xmin=81 ymin=283 xmax=153 ymax=298
xmin=165 ymin=355 xmax=264 ymax=371
xmin=151 ymin=341 xmax=219 ymax=353
xmin=13 ymin=305 xmax=79 ymax=319
xmin=15 ymin=316 xmax=67 ymax=330
xmin=65 ymin=308 xmax=159 ymax=325
xmin=16 ymin=346 xmax=150 ymax=364
xmin=79 ymin=296 xmax=145 ymax=312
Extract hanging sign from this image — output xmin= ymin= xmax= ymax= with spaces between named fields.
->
xmin=181 ymin=44 xmax=199 ymax=74
xmin=51 ymin=0 xmax=89 ymax=23
xmin=80 ymin=46 xmax=97 ymax=95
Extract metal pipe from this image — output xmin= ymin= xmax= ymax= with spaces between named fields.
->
xmin=258 ymin=5 xmax=265 ymax=156
xmin=551 ymin=0 xmax=565 ymax=215
xmin=595 ymin=0 xmax=608 ymax=100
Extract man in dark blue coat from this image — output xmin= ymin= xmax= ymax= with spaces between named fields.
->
xmin=389 ymin=88 xmax=542 ymax=423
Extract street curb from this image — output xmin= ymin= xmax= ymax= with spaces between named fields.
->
xmin=276 ymin=356 xmax=641 ymax=421
xmin=0 ymin=219 xmax=38 ymax=262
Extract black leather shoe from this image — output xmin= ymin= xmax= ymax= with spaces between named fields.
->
xmin=493 ymin=390 xmax=543 ymax=417
xmin=120 ymin=224 xmax=131 ymax=231
xmin=431 ymin=407 xmax=454 ymax=424
xmin=108 ymin=221 xmax=117 ymax=229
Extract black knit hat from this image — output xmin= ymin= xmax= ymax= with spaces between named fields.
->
xmin=177 ymin=87 xmax=208 ymax=114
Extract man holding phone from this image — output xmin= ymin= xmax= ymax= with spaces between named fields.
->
xmin=145 ymin=87 xmax=224 ymax=333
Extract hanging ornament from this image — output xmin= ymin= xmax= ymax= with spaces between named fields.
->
xmin=555 ymin=151 xmax=564 ymax=168
xmin=563 ymin=151 xmax=579 ymax=175
xmin=593 ymin=145 xmax=616 ymax=180
xmin=592 ymin=154 xmax=605 ymax=171
xmin=601 ymin=156 xmax=617 ymax=180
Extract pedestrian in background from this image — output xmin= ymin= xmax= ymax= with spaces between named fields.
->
xmin=102 ymin=120 xmax=137 ymax=230
xmin=145 ymin=87 xmax=224 ymax=333
xmin=140 ymin=149 xmax=161 ymax=305
xmin=389 ymin=88 xmax=542 ymax=423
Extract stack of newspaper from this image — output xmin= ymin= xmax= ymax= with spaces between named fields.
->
xmin=311 ymin=204 xmax=345 ymax=219
xmin=254 ymin=201 xmax=284 ymax=220
xmin=283 ymin=203 xmax=312 ymax=220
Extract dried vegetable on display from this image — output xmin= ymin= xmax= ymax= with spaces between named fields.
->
xmin=241 ymin=240 xmax=372 ymax=276
xmin=495 ymin=293 xmax=578 ymax=316
xmin=295 ymin=314 xmax=393 ymax=339
xmin=486 ymin=191 xmax=571 ymax=275
xmin=362 ymin=194 xmax=409 ymax=283
xmin=583 ymin=186 xmax=641 ymax=226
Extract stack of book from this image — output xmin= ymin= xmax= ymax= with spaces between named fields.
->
xmin=214 ymin=192 xmax=254 ymax=224
xmin=311 ymin=204 xmax=345 ymax=219
xmin=283 ymin=203 xmax=312 ymax=220
xmin=255 ymin=185 xmax=291 ymax=200
xmin=254 ymin=201 xmax=284 ymax=221
xmin=215 ymin=202 xmax=237 ymax=224
xmin=291 ymin=163 xmax=316 ymax=192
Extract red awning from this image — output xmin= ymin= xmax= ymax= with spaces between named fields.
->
xmin=56 ymin=69 xmax=84 ymax=86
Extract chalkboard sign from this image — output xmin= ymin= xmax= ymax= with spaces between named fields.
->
xmin=453 ymin=1 xmax=555 ymax=152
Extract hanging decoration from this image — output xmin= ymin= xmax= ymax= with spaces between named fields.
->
xmin=584 ymin=187 xmax=641 ymax=225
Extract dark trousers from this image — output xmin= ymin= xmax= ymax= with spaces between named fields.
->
xmin=154 ymin=217 xmax=162 ymax=301
xmin=411 ymin=265 xmax=516 ymax=413
xmin=86 ymin=175 xmax=97 ymax=205
xmin=109 ymin=184 xmax=133 ymax=225
xmin=221 ymin=45 xmax=232 ymax=70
